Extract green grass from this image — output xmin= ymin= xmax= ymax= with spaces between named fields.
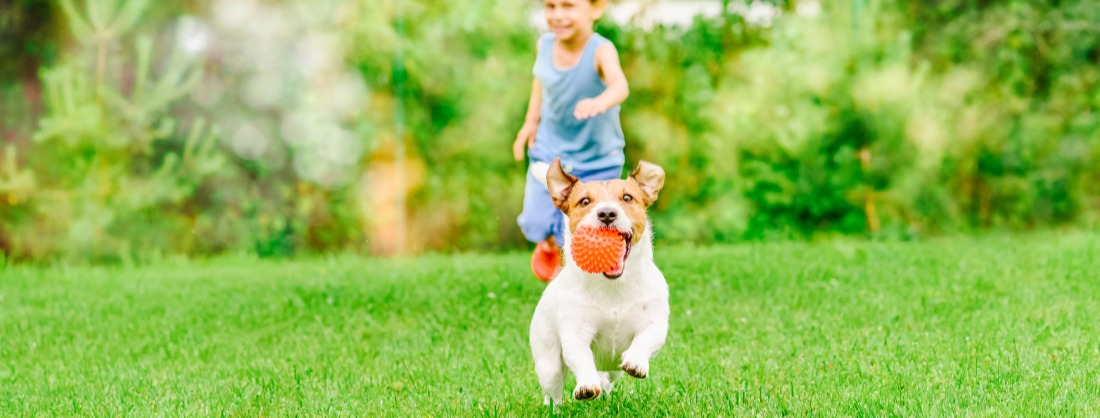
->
xmin=2 ymin=233 xmax=1100 ymax=416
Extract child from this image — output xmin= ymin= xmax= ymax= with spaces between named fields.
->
xmin=514 ymin=0 xmax=630 ymax=281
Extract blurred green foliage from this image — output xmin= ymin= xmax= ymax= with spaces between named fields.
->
xmin=1 ymin=0 xmax=1099 ymax=262
xmin=3 ymin=0 xmax=224 ymax=262
xmin=617 ymin=0 xmax=1100 ymax=241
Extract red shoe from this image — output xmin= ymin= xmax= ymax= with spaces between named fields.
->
xmin=531 ymin=241 xmax=561 ymax=282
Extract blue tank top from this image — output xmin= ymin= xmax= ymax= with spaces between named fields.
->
xmin=529 ymin=32 xmax=625 ymax=172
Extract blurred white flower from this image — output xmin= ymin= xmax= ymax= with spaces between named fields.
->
xmin=214 ymin=0 xmax=259 ymax=29
xmin=797 ymin=0 xmax=823 ymax=19
xmin=279 ymin=112 xmax=313 ymax=148
xmin=243 ymin=70 xmax=285 ymax=110
xmin=191 ymin=75 xmax=225 ymax=108
xmin=310 ymin=71 xmax=369 ymax=118
xmin=176 ymin=16 xmax=211 ymax=55
xmin=739 ymin=1 xmax=781 ymax=27
xmin=294 ymin=33 xmax=342 ymax=80
xmin=231 ymin=121 xmax=270 ymax=160
xmin=203 ymin=0 xmax=369 ymax=188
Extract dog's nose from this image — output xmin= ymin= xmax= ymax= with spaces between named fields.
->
xmin=597 ymin=209 xmax=617 ymax=225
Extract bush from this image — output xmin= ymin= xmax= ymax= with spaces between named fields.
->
xmin=2 ymin=0 xmax=1099 ymax=261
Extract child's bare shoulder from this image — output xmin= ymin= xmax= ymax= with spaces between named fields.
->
xmin=594 ymin=40 xmax=622 ymax=69
xmin=595 ymin=41 xmax=618 ymax=56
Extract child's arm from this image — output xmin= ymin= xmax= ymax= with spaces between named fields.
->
xmin=574 ymin=43 xmax=629 ymax=120
xmin=514 ymin=78 xmax=543 ymax=161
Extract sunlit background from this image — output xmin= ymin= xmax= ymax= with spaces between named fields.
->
xmin=2 ymin=0 xmax=1098 ymax=263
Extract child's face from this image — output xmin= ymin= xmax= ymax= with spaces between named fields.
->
xmin=543 ymin=0 xmax=603 ymax=41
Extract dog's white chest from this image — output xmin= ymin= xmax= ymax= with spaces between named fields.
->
xmin=590 ymin=305 xmax=651 ymax=370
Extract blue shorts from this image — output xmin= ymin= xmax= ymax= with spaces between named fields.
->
xmin=517 ymin=161 xmax=624 ymax=245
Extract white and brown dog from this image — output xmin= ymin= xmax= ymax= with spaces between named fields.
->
xmin=528 ymin=157 xmax=669 ymax=405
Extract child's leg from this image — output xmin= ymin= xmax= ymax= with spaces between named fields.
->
xmin=518 ymin=168 xmax=565 ymax=280
xmin=517 ymin=168 xmax=564 ymax=245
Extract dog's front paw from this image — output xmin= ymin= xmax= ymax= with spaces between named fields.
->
xmin=573 ymin=383 xmax=602 ymax=400
xmin=620 ymin=353 xmax=650 ymax=379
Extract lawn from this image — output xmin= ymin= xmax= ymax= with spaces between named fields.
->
xmin=2 ymin=232 xmax=1099 ymax=416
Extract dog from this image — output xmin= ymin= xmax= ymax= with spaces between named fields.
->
xmin=528 ymin=157 xmax=669 ymax=405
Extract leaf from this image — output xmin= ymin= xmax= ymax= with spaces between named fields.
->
xmin=85 ymin=0 xmax=112 ymax=33
xmin=182 ymin=118 xmax=207 ymax=164
xmin=58 ymin=0 xmax=95 ymax=41
xmin=133 ymin=36 xmax=153 ymax=102
xmin=109 ymin=0 xmax=151 ymax=37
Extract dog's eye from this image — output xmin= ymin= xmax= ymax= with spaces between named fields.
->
xmin=623 ymin=194 xmax=634 ymax=202
xmin=579 ymin=197 xmax=591 ymax=206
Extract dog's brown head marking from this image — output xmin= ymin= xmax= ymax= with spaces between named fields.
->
xmin=545 ymin=158 xmax=665 ymax=244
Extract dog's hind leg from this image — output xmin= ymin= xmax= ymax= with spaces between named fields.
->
xmin=531 ymin=313 xmax=565 ymax=405
xmin=533 ymin=351 xmax=564 ymax=405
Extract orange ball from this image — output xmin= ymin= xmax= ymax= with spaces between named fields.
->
xmin=570 ymin=227 xmax=627 ymax=274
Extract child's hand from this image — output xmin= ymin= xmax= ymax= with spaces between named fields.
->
xmin=514 ymin=122 xmax=537 ymax=161
xmin=574 ymin=98 xmax=608 ymax=120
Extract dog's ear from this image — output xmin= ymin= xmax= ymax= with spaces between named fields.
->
xmin=546 ymin=158 xmax=578 ymax=211
xmin=629 ymin=160 xmax=665 ymax=206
